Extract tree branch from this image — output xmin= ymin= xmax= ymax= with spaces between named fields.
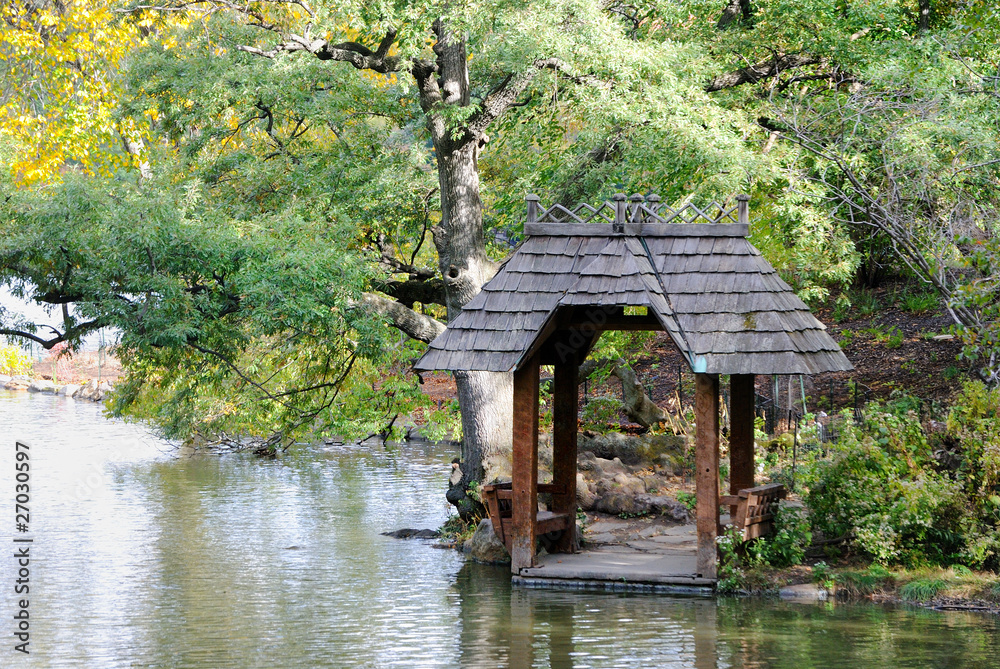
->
xmin=356 ymin=293 xmax=445 ymax=343
xmin=0 ymin=318 xmax=106 ymax=350
xmin=378 ymin=278 xmax=447 ymax=309
xmin=238 ymin=29 xmax=402 ymax=73
xmin=706 ymin=53 xmax=824 ymax=92
xmin=579 ymin=358 xmax=665 ymax=428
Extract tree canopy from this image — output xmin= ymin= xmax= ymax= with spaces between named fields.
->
xmin=1 ymin=0 xmax=998 ymax=461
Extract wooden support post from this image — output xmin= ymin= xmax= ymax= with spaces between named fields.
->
xmin=695 ymin=373 xmax=720 ymax=580
xmin=551 ymin=354 xmax=579 ymax=553
xmin=511 ymin=354 xmax=540 ymax=573
xmin=729 ymin=374 xmax=755 ymax=518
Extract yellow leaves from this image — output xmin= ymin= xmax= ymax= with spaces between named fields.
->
xmin=0 ymin=1 xmax=172 ymax=186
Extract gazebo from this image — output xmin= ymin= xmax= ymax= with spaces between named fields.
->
xmin=415 ymin=193 xmax=851 ymax=581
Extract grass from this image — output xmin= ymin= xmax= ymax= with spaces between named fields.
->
xmin=899 ymin=289 xmax=939 ymax=315
xmin=830 ymin=565 xmax=1000 ymax=604
xmin=899 ymin=578 xmax=947 ymax=601
xmin=851 ymin=289 xmax=882 ymax=317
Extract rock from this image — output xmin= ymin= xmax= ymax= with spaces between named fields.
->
xmin=576 ymin=473 xmax=599 ymax=510
xmin=578 ymin=432 xmax=690 ymax=466
xmin=779 ymin=583 xmax=831 ymax=601
xmin=594 ymin=491 xmax=650 ymax=516
xmin=4 ymin=377 xmax=29 ymax=390
xmin=58 ymin=384 xmax=81 ymax=398
xmin=611 ymin=473 xmax=646 ymax=496
xmin=0 ymin=375 xmax=10 ymax=387
xmin=381 ymin=528 xmax=440 ymax=539
xmin=28 ymin=379 xmax=56 ymax=394
xmin=634 ymin=495 xmax=689 ymax=522
xmin=463 ymin=519 xmax=510 ymax=564
xmin=76 ymin=379 xmax=112 ymax=401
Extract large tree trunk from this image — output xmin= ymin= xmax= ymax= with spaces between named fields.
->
xmin=426 ymin=28 xmax=513 ymax=519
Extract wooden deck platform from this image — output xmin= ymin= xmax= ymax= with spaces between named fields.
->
xmin=512 ymin=521 xmax=716 ymax=593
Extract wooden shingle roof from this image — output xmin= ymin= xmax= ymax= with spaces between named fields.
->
xmin=415 ymin=194 xmax=852 ymax=375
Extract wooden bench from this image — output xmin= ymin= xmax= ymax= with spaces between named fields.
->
xmin=720 ymin=483 xmax=786 ymax=541
xmin=481 ymin=482 xmax=573 ymax=553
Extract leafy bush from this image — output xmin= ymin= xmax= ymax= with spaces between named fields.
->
xmin=676 ymin=491 xmax=696 ymax=512
xmin=801 ymin=385 xmax=1000 ymax=569
xmin=756 ymin=506 xmax=812 ymax=568
xmin=716 ymin=506 xmax=811 ymax=592
xmin=804 ymin=409 xmax=965 ymax=565
xmin=0 ymin=344 xmax=32 ymax=376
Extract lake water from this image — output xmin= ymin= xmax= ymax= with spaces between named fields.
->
xmin=1 ymin=391 xmax=997 ymax=668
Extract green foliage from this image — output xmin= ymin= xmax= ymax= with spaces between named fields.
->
xmin=0 ymin=170 xmax=439 ymax=442
xmin=579 ymin=397 xmax=624 ymax=433
xmin=802 ymin=385 xmax=1000 ymax=569
xmin=804 ymin=409 xmax=962 ymax=565
xmin=899 ymin=578 xmax=947 ymax=601
xmin=812 ymin=561 xmax=835 ymax=591
xmin=835 ymin=564 xmax=895 ymax=597
xmin=753 ymin=506 xmax=812 ymax=568
xmin=676 ymin=491 xmax=697 ymax=512
xmin=717 ymin=506 xmax=811 ymax=592
xmin=717 ymin=525 xmax=750 ymax=593
xmin=899 ymin=288 xmax=939 ymax=315
xmin=0 ymin=345 xmax=31 ymax=376
xmin=949 ymin=238 xmax=1000 ymax=384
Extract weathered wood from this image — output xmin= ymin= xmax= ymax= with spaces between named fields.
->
xmin=481 ymin=482 xmax=572 ymax=554
xmin=523 ymin=222 xmax=750 ymax=237
xmin=695 ymin=373 xmax=720 ymax=580
xmin=511 ymin=354 xmax=540 ymax=573
xmin=724 ymin=483 xmax=786 ymax=541
xmin=729 ymin=373 xmax=755 ymax=519
xmin=416 ymin=192 xmax=853 ymax=379
xmin=551 ymin=354 xmax=579 ymax=553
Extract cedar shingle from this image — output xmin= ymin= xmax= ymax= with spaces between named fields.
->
xmin=414 ymin=207 xmax=851 ymax=375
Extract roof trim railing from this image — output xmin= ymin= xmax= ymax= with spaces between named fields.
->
xmin=526 ymin=193 xmax=750 ymax=230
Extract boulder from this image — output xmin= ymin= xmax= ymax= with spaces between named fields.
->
xmin=463 ymin=518 xmax=510 ymax=564
xmin=381 ymin=528 xmax=439 ymax=539
xmin=4 ymin=376 xmax=30 ymax=390
xmin=579 ymin=432 xmax=690 ymax=466
xmin=76 ymin=379 xmax=112 ymax=401
xmin=58 ymin=384 xmax=81 ymax=398
xmin=27 ymin=379 xmax=56 ymax=394
xmin=635 ymin=495 xmax=690 ymax=522
xmin=0 ymin=375 xmax=10 ymax=387
xmin=594 ymin=491 xmax=650 ymax=516
xmin=576 ymin=473 xmax=599 ymax=510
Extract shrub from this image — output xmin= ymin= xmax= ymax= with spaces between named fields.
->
xmin=751 ymin=505 xmax=811 ymax=568
xmin=803 ymin=409 xmax=965 ymax=565
xmin=0 ymin=344 xmax=32 ymax=376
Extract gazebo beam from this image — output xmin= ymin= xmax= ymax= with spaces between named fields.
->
xmin=695 ymin=373 xmax=720 ymax=579
xmin=511 ymin=353 xmax=540 ymax=573
xmin=729 ymin=374 xmax=756 ymax=514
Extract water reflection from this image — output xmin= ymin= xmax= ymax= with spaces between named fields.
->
xmin=1 ymin=391 xmax=997 ymax=668
xmin=450 ymin=565 xmax=1000 ymax=669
